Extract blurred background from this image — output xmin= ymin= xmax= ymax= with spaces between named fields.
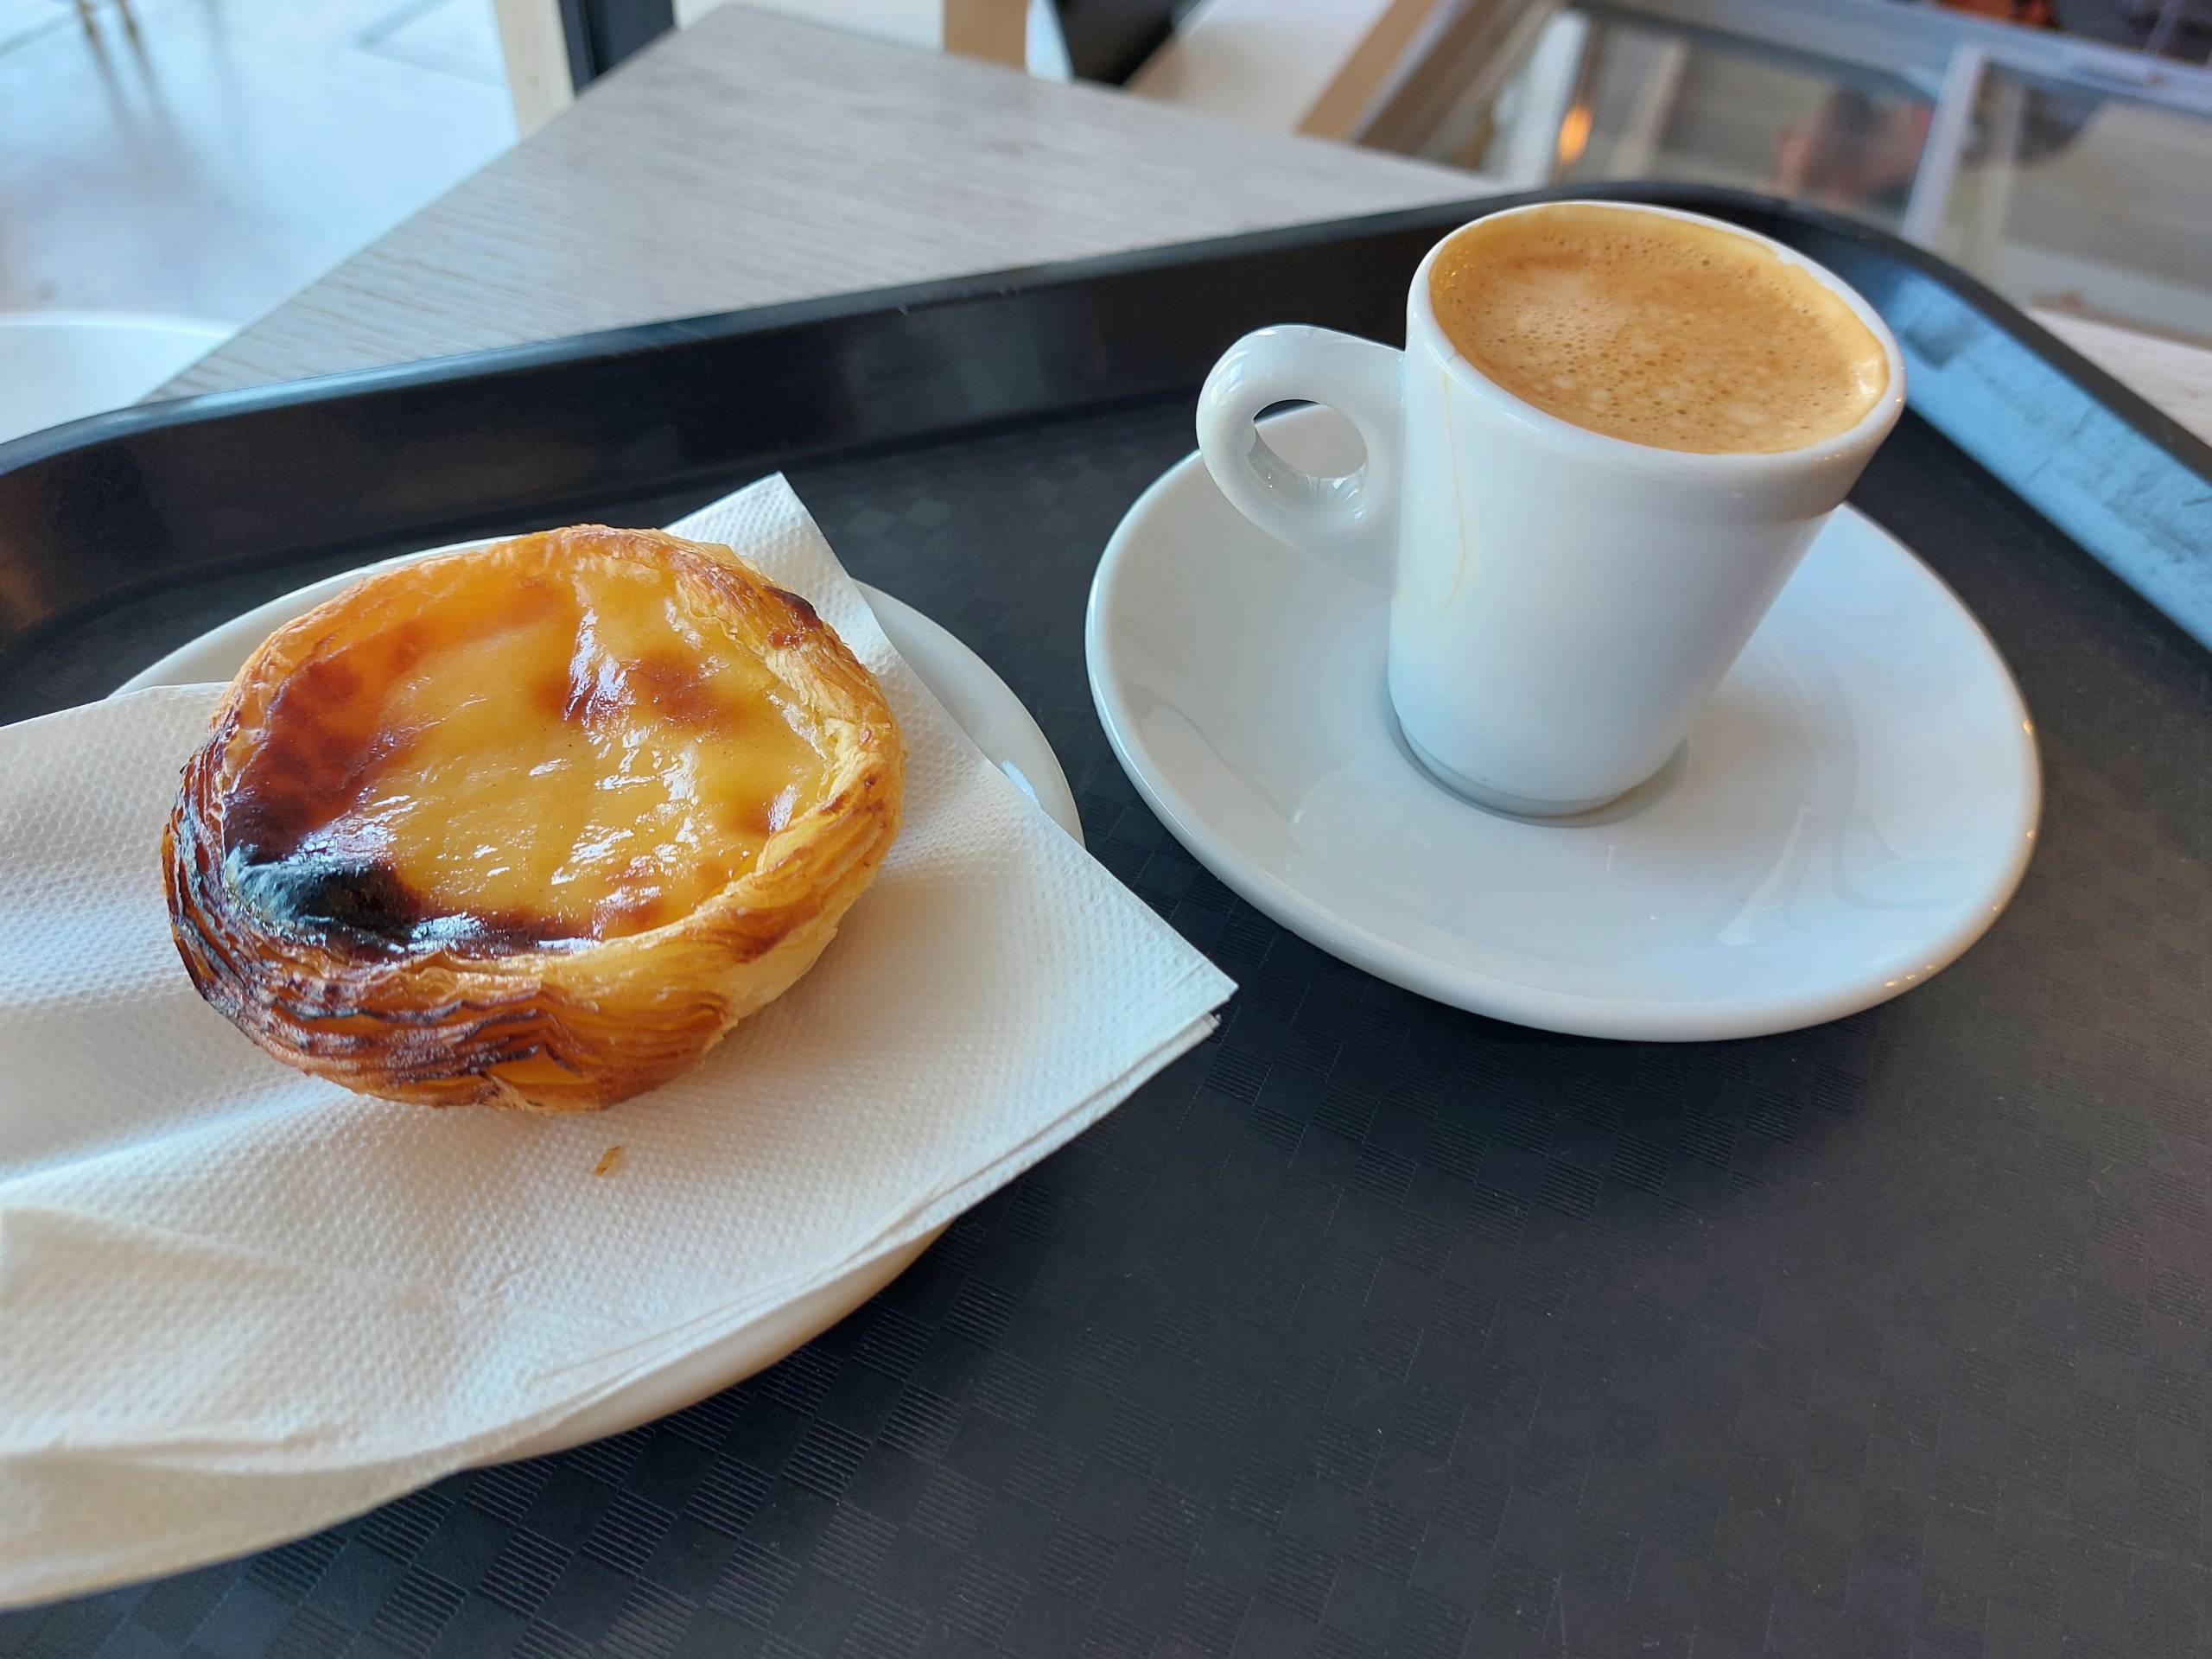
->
xmin=4 ymin=0 xmax=2209 ymax=440
xmin=1393 ymin=0 xmax=2212 ymax=340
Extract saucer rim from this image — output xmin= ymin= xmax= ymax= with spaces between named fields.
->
xmin=1086 ymin=415 xmax=2043 ymax=1043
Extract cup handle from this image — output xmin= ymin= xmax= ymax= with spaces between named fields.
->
xmin=1196 ymin=325 xmax=1404 ymax=585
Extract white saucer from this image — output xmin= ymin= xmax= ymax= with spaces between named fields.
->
xmin=120 ymin=546 xmax=1083 ymax=1462
xmin=1087 ymin=405 xmax=2040 ymax=1042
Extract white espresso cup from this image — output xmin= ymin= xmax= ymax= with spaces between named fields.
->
xmin=1195 ymin=201 xmax=1906 ymax=817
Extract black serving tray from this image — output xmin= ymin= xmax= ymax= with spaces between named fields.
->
xmin=3 ymin=187 xmax=2209 ymax=1659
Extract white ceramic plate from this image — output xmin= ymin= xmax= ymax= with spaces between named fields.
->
xmin=120 ymin=546 xmax=1081 ymax=1460
xmin=1087 ymin=404 xmax=2040 ymax=1042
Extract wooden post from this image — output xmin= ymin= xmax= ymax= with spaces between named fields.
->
xmin=944 ymin=0 xmax=1029 ymax=67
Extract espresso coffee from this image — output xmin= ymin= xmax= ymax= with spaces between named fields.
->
xmin=1428 ymin=203 xmax=1889 ymax=455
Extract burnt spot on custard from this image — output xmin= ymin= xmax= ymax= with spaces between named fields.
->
xmin=523 ymin=641 xmax=761 ymax=734
xmin=224 ymin=842 xmax=593 ymax=956
xmin=626 ymin=652 xmax=742 ymax=728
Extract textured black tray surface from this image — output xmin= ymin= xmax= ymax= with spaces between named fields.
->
xmin=7 ymin=386 xmax=2210 ymax=1658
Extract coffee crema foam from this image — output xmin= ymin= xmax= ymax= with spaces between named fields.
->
xmin=1428 ymin=204 xmax=1889 ymax=454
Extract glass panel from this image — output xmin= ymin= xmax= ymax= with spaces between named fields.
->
xmin=1388 ymin=9 xmax=2212 ymax=344
xmin=1405 ymin=10 xmax=1938 ymax=234
xmin=1938 ymin=64 xmax=2212 ymax=340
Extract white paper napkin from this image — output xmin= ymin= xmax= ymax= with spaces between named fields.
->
xmin=0 ymin=478 xmax=1233 ymax=1605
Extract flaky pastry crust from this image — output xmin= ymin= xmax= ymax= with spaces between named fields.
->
xmin=163 ymin=526 xmax=904 ymax=1111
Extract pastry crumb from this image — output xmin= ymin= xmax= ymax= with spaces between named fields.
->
xmin=593 ymin=1146 xmax=624 ymax=1177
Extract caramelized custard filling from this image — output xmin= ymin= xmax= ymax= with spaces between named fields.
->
xmin=224 ymin=556 xmax=827 ymax=953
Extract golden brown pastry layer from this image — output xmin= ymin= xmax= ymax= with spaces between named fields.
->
xmin=164 ymin=525 xmax=904 ymax=1111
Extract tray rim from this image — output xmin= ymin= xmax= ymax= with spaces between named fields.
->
xmin=1 ymin=182 xmax=2205 ymax=693
xmin=5 ymin=184 xmax=2204 ymax=475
